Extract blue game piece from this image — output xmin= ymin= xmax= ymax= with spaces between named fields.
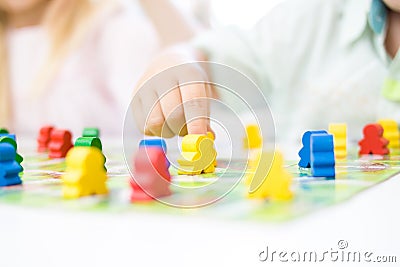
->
xmin=310 ymin=133 xmax=335 ymax=178
xmin=0 ymin=143 xmax=23 ymax=187
xmin=298 ymin=130 xmax=327 ymax=168
xmin=0 ymin=133 xmax=15 ymax=140
xmin=139 ymin=139 xmax=169 ymax=168
xmin=139 ymin=139 xmax=167 ymax=152
xmin=0 ymin=135 xmax=23 ymax=167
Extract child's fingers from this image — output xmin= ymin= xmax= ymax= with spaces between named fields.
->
xmin=158 ymin=87 xmax=187 ymax=136
xmin=139 ymin=91 xmax=174 ymax=137
xmin=145 ymin=100 xmax=175 ymax=137
xmin=179 ymin=83 xmax=209 ymax=135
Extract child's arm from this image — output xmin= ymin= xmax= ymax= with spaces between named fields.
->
xmin=133 ymin=1 xmax=290 ymax=137
xmin=139 ymin=0 xmax=204 ymax=47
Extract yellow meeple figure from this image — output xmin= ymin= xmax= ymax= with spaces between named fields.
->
xmin=247 ymin=151 xmax=293 ymax=201
xmin=178 ymin=134 xmax=217 ymax=175
xmin=244 ymin=150 xmax=262 ymax=186
xmin=243 ymin=124 xmax=262 ymax=149
xmin=61 ymin=147 xmax=108 ymax=199
xmin=328 ymin=123 xmax=347 ymax=158
xmin=378 ymin=119 xmax=400 ymax=150
xmin=206 ymin=131 xmax=217 ymax=167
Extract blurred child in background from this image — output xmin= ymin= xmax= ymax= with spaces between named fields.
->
xmin=134 ymin=0 xmax=400 ymax=142
xmin=0 ymin=0 xmax=206 ymax=136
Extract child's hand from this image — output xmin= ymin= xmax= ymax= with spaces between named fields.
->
xmin=133 ymin=45 xmax=212 ymax=138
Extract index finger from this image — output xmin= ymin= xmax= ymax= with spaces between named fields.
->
xmin=179 ymin=82 xmax=209 ymax=135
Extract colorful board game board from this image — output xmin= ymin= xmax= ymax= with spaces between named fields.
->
xmin=0 ymin=144 xmax=399 ymax=222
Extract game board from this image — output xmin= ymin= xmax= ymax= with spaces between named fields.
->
xmin=0 ymin=143 xmax=399 ymax=223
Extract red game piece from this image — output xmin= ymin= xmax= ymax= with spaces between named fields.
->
xmin=358 ymin=124 xmax=389 ymax=155
xmin=48 ymin=129 xmax=73 ymax=158
xmin=130 ymin=146 xmax=171 ymax=202
xmin=37 ymin=126 xmax=54 ymax=152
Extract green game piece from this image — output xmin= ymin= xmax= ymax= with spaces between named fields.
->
xmin=82 ymin=128 xmax=100 ymax=138
xmin=75 ymin=137 xmax=102 ymax=151
xmin=0 ymin=128 xmax=9 ymax=134
xmin=75 ymin=137 xmax=106 ymax=171
xmin=0 ymin=136 xmax=24 ymax=168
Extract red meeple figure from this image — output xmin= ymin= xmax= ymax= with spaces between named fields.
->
xmin=359 ymin=124 xmax=389 ymax=155
xmin=37 ymin=126 xmax=54 ymax=152
xmin=48 ymin=129 xmax=73 ymax=158
xmin=130 ymin=146 xmax=171 ymax=202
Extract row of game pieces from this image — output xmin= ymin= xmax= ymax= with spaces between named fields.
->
xmin=298 ymin=120 xmax=400 ymax=178
xmin=0 ymin=125 xmax=218 ymax=202
xmin=242 ymin=119 xmax=400 ymax=201
xmin=37 ymin=126 xmax=100 ymax=158
xmin=2 ymin=119 xmax=398 ymax=203
xmin=133 ymin=129 xmax=293 ymax=202
xmin=57 ymin=119 xmax=400 ymax=202
xmin=0 ymin=126 xmax=102 ymax=190
xmin=37 ymin=126 xmax=110 ymax=199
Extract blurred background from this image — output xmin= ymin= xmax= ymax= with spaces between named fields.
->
xmin=0 ymin=0 xmax=284 ymax=136
xmin=175 ymin=0 xmax=284 ymax=28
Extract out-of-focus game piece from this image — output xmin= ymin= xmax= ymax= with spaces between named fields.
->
xmin=0 ymin=129 xmax=10 ymax=139
xmin=0 ymin=143 xmax=23 ymax=187
xmin=130 ymin=146 xmax=171 ymax=202
xmin=298 ymin=130 xmax=327 ymax=168
xmin=61 ymin=147 xmax=108 ymax=199
xmin=139 ymin=138 xmax=169 ymax=168
xmin=243 ymin=124 xmax=262 ymax=149
xmin=378 ymin=119 xmax=400 ymax=150
xmin=48 ymin=129 xmax=73 ymax=159
xmin=82 ymin=127 xmax=100 ymax=138
xmin=75 ymin=137 xmax=102 ymax=151
xmin=310 ymin=133 xmax=335 ymax=177
xmin=37 ymin=126 xmax=54 ymax=152
xmin=247 ymin=151 xmax=293 ymax=201
xmin=359 ymin=124 xmax=389 ymax=155
xmin=244 ymin=150 xmax=263 ymax=185
xmin=75 ymin=137 xmax=106 ymax=170
xmin=177 ymin=134 xmax=217 ymax=175
xmin=328 ymin=123 xmax=347 ymax=158
xmin=0 ymin=134 xmax=15 ymax=140
xmin=0 ymin=136 xmax=23 ymax=165
xmin=207 ymin=131 xmax=217 ymax=167
xmin=139 ymin=138 xmax=167 ymax=152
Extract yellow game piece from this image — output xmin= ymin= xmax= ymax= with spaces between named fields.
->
xmin=177 ymin=134 xmax=217 ymax=175
xmin=328 ymin=123 xmax=347 ymax=158
xmin=247 ymin=151 xmax=293 ymax=201
xmin=61 ymin=147 xmax=108 ymax=199
xmin=378 ymin=119 xmax=400 ymax=149
xmin=206 ymin=131 xmax=217 ymax=167
xmin=244 ymin=150 xmax=262 ymax=185
xmin=243 ymin=124 xmax=262 ymax=149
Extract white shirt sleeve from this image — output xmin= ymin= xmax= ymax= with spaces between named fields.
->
xmin=94 ymin=1 xmax=161 ymax=116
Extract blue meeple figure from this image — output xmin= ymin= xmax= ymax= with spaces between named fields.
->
xmin=0 ymin=132 xmax=15 ymax=140
xmin=310 ymin=133 xmax=335 ymax=178
xmin=0 ymin=135 xmax=23 ymax=166
xmin=0 ymin=143 xmax=23 ymax=187
xmin=298 ymin=130 xmax=327 ymax=168
xmin=139 ymin=139 xmax=167 ymax=152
